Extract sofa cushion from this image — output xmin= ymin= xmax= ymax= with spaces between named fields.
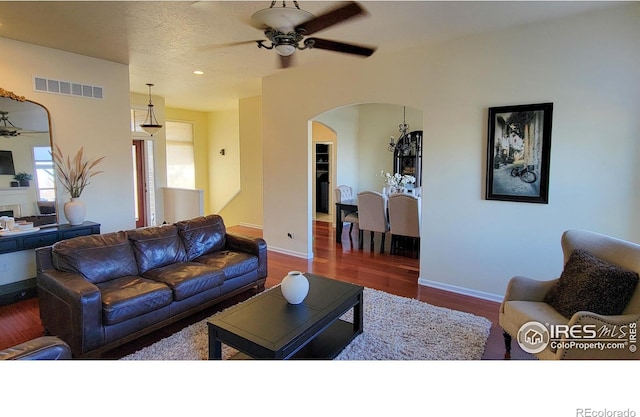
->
xmin=175 ymin=215 xmax=227 ymax=261
xmin=97 ymin=276 xmax=173 ymax=325
xmin=52 ymin=231 xmax=138 ymax=284
xmin=142 ymin=262 xmax=224 ymax=301
xmin=128 ymin=225 xmax=186 ymax=274
xmin=544 ymin=249 xmax=640 ymax=318
xmin=195 ymin=250 xmax=259 ymax=280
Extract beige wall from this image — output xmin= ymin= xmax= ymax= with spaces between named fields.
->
xmin=218 ymin=96 xmax=263 ymax=228
xmin=261 ymin=4 xmax=640 ymax=298
xmin=1 ymin=37 xmax=132 ymax=285
xmin=207 ymin=110 xmax=240 ymax=214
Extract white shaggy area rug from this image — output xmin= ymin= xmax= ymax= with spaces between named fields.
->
xmin=122 ymin=287 xmax=492 ymax=360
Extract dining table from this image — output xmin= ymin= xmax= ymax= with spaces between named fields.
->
xmin=335 ymin=192 xmax=421 ymax=244
xmin=335 ymin=198 xmax=358 ymax=243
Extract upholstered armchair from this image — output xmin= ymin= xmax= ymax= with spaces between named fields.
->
xmin=357 ymin=191 xmax=389 ymax=253
xmin=0 ymin=336 xmax=71 ymax=360
xmin=499 ymin=229 xmax=640 ymax=360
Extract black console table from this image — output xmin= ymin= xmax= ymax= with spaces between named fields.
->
xmin=0 ymin=221 xmax=101 ymax=305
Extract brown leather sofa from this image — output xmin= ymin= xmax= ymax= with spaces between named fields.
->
xmin=0 ymin=336 xmax=72 ymax=360
xmin=35 ymin=214 xmax=267 ymax=358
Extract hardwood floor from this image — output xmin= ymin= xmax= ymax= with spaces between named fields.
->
xmin=0 ymin=220 xmax=531 ymax=360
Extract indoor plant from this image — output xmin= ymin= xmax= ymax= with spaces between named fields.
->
xmin=13 ymin=172 xmax=33 ymax=187
xmin=51 ymin=145 xmax=104 ymax=225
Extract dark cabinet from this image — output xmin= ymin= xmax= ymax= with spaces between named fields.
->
xmin=0 ymin=221 xmax=101 ymax=305
xmin=393 ymin=130 xmax=422 ymax=186
xmin=21 ymin=232 xmax=59 ymax=249
xmin=0 ymin=221 xmax=101 ymax=254
xmin=316 ymin=144 xmax=330 ymax=213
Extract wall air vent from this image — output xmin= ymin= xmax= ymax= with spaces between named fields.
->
xmin=33 ymin=76 xmax=104 ymax=100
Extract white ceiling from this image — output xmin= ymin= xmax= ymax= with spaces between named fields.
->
xmin=0 ymin=1 xmax=622 ymax=112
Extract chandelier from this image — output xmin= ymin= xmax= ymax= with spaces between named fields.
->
xmin=140 ymin=83 xmax=163 ymax=136
xmin=387 ymin=106 xmax=411 ymax=153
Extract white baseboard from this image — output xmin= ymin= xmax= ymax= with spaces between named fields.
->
xmin=267 ymin=246 xmax=313 ymax=260
xmin=238 ymin=222 xmax=263 ymax=230
xmin=235 ymin=224 xmax=311 ymax=258
xmin=418 ymin=277 xmax=504 ymax=303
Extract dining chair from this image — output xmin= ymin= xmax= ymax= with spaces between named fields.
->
xmin=388 ymin=193 xmax=421 ymax=258
xmin=334 ymin=185 xmax=358 ymax=236
xmin=356 ymin=191 xmax=389 ymax=253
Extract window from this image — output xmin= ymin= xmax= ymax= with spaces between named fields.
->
xmin=166 ymin=121 xmax=195 ymax=189
xmin=130 ymin=107 xmax=148 ymax=134
xmin=32 ymin=146 xmax=55 ymax=201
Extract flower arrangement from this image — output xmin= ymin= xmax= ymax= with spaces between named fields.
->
xmin=51 ymin=145 xmax=105 ymax=198
xmin=381 ymin=171 xmax=416 ymax=189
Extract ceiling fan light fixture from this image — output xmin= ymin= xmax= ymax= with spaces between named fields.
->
xmin=247 ymin=2 xmax=375 ymax=68
xmin=275 ymin=43 xmax=296 ymax=56
xmin=140 ymin=83 xmax=163 ymax=136
xmin=251 ymin=4 xmax=314 ymax=32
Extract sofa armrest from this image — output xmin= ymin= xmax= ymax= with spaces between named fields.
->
xmin=0 ymin=336 xmax=72 ymax=360
xmin=37 ymin=269 xmax=103 ymax=357
xmin=554 ymin=313 xmax=640 ymax=359
xmin=35 ymin=246 xmax=54 ymax=273
xmin=225 ymin=233 xmax=268 ymax=279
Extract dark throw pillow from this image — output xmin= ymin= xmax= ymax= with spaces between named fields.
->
xmin=544 ymin=249 xmax=639 ymax=318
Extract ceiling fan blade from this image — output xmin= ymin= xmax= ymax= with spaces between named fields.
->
xmin=306 ymin=38 xmax=376 ymax=57
xmin=197 ymin=40 xmax=263 ymax=52
xmin=295 ymin=1 xmax=366 ymax=36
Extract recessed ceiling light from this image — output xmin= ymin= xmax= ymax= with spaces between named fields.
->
xmin=193 ymin=70 xmax=204 ymax=75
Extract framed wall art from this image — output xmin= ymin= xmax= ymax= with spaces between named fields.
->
xmin=485 ymin=102 xmax=553 ymax=204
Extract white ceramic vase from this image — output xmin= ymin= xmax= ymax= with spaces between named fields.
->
xmin=64 ymin=198 xmax=86 ymax=225
xmin=281 ymin=271 xmax=309 ymax=304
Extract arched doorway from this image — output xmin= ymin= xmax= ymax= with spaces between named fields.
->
xmin=311 ymin=102 xmax=423 ymax=252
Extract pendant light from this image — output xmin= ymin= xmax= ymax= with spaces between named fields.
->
xmin=140 ymin=83 xmax=162 ymax=136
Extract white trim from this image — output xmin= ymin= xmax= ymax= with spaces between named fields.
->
xmin=238 ymin=222 xmax=263 ymax=230
xmin=267 ymin=246 xmax=313 ymax=260
xmin=418 ymin=277 xmax=504 ymax=303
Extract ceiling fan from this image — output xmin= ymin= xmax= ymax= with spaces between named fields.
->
xmin=0 ymin=110 xmax=47 ymax=137
xmin=230 ymin=1 xmax=377 ymax=68
xmin=0 ymin=111 xmax=21 ymax=137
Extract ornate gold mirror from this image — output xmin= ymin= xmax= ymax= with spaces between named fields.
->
xmin=0 ymin=87 xmax=57 ymax=226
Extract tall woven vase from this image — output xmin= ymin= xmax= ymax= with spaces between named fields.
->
xmin=64 ymin=197 xmax=86 ymax=225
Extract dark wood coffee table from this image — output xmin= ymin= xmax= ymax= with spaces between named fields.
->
xmin=207 ymin=273 xmax=363 ymax=359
